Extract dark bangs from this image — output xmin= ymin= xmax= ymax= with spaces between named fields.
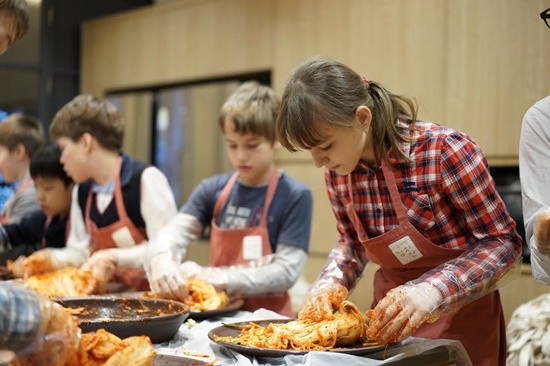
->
xmin=30 ymin=144 xmax=72 ymax=186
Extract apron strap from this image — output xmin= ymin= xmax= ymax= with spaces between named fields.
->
xmin=213 ymin=171 xmax=239 ymax=218
xmin=212 ymin=169 xmax=279 ymax=224
xmin=381 ymin=161 xmax=409 ymax=224
xmin=112 ymin=157 xmax=132 ymax=223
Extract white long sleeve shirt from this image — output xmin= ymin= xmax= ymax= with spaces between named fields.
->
xmin=519 ymin=95 xmax=550 ymax=284
xmin=49 ymin=167 xmax=177 ymax=269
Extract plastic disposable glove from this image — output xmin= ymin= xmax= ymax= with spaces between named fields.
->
xmin=179 ymin=260 xmax=229 ymax=292
xmin=298 ymin=281 xmax=348 ymax=322
xmin=534 ymin=209 xmax=550 ymax=255
xmin=14 ymin=290 xmax=81 ymax=366
xmin=8 ymin=255 xmax=26 ymax=278
xmin=366 ymin=282 xmax=443 ymax=344
xmin=21 ymin=249 xmax=53 ymax=278
xmin=148 ymin=252 xmax=188 ymax=301
xmin=80 ymin=249 xmax=117 ymax=286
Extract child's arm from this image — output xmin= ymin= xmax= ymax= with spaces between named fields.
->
xmin=148 ymin=213 xmax=203 ymax=262
xmin=174 ymin=244 xmax=307 ymax=296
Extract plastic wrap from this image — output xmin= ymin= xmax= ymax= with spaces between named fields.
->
xmin=415 ymin=237 xmax=522 ymax=315
xmin=190 ymin=245 xmax=306 ymax=296
xmin=150 ymin=244 xmax=306 ymax=300
xmin=147 ymin=252 xmax=189 ymax=301
xmin=366 ymin=282 xmax=442 ymax=344
xmin=7 ymin=255 xmax=26 ymax=278
xmin=145 ymin=213 xmax=203 ymax=298
xmin=147 ymin=213 xmax=203 ymax=264
xmin=179 ymin=260 xmax=229 ymax=292
xmin=20 ymin=249 xmax=53 ymax=278
xmin=175 ymin=253 xmax=282 ymax=293
xmin=366 ymin=237 xmax=522 ymax=344
xmin=315 ymin=241 xmax=369 ymax=291
xmin=0 ymin=282 xmax=80 ymax=366
xmin=297 ymin=281 xmax=348 ymax=322
xmin=79 ymin=250 xmax=117 ymax=286
xmin=176 ymin=254 xmax=280 ymax=292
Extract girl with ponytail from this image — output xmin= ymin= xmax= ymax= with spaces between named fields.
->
xmin=276 ymin=56 xmax=521 ymax=366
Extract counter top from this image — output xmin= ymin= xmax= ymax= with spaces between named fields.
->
xmin=154 ymin=309 xmax=471 ymax=366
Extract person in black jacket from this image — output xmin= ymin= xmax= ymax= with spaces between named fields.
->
xmin=0 ymin=143 xmax=74 ymax=269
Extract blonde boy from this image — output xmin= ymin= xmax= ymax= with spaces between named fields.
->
xmin=148 ymin=81 xmax=313 ymax=316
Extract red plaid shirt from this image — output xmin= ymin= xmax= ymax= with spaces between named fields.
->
xmin=320 ymin=121 xmax=522 ymax=307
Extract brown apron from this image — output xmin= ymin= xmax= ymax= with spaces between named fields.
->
xmin=210 ymin=170 xmax=293 ymax=317
xmin=346 ymin=162 xmax=505 ymax=366
xmin=0 ymin=176 xmax=32 ymax=225
xmin=85 ymin=158 xmax=149 ymax=291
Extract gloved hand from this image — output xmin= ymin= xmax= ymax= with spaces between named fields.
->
xmin=22 ymin=250 xmax=53 ymax=278
xmin=298 ymin=281 xmax=348 ymax=322
xmin=179 ymin=261 xmax=228 ymax=292
xmin=148 ymin=252 xmax=188 ymax=301
xmin=80 ymin=249 xmax=117 ymax=286
xmin=534 ymin=209 xmax=550 ymax=255
xmin=8 ymin=255 xmax=26 ymax=278
xmin=366 ymin=282 xmax=443 ymax=344
xmin=14 ymin=292 xmax=81 ymax=366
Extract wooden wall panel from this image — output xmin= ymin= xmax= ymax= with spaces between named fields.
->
xmin=81 ymin=0 xmax=273 ymax=95
xmin=445 ymin=0 xmax=550 ymax=163
xmin=119 ymin=93 xmax=153 ymax=163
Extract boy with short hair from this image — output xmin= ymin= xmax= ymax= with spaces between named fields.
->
xmin=24 ymin=94 xmax=177 ymax=290
xmin=0 ymin=112 xmax=44 ymax=225
xmin=148 ymin=81 xmax=313 ymax=316
xmin=0 ymin=143 xmax=73 ymax=268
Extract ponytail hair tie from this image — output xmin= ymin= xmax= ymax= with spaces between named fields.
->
xmin=361 ymin=76 xmax=371 ymax=90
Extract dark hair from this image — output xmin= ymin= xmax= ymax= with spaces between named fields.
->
xmin=30 ymin=144 xmax=73 ymax=187
xmin=49 ymin=94 xmax=124 ymax=152
xmin=276 ymin=56 xmax=418 ymax=167
xmin=218 ymin=81 xmax=280 ymax=144
xmin=0 ymin=112 xmax=45 ymax=158
xmin=0 ymin=0 xmax=30 ymax=41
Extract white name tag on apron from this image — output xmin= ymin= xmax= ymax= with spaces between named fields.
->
xmin=388 ymin=236 xmax=423 ymax=265
xmin=243 ymin=235 xmax=262 ymax=260
xmin=111 ymin=227 xmax=136 ymax=248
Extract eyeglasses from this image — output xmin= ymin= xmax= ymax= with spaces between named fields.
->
xmin=541 ymin=7 xmax=550 ymax=29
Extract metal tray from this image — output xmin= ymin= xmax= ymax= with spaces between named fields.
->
xmin=54 ymin=296 xmax=189 ymax=343
xmin=208 ymin=319 xmax=398 ymax=357
xmin=188 ymin=295 xmax=244 ymax=320
xmin=105 ymin=291 xmax=244 ymax=320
